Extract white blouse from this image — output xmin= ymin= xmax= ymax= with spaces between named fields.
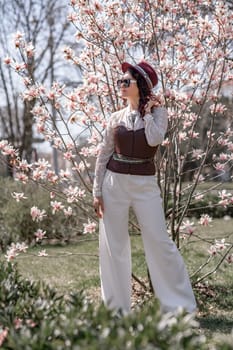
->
xmin=93 ymin=105 xmax=168 ymax=197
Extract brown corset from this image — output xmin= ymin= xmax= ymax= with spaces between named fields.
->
xmin=107 ymin=125 xmax=158 ymax=175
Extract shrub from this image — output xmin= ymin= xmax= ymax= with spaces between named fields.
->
xmin=167 ymin=192 xmax=233 ymax=220
xmin=0 ymin=261 xmax=210 ymax=350
xmin=0 ymin=178 xmax=87 ymax=250
xmin=186 ymin=193 xmax=233 ymax=219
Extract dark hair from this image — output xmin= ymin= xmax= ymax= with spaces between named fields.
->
xmin=128 ymin=67 xmax=151 ymax=117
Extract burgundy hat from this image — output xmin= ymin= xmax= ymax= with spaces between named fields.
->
xmin=121 ymin=60 xmax=158 ymax=89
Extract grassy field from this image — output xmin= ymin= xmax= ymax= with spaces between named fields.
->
xmin=13 ymin=218 xmax=233 ymax=345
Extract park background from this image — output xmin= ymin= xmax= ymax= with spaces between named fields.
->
xmin=0 ymin=0 xmax=233 ymax=348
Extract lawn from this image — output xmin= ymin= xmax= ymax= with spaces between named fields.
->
xmin=13 ymin=218 xmax=233 ymax=345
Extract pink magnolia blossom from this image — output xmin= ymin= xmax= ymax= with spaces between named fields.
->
xmin=0 ymin=140 xmax=8 ymax=149
xmin=67 ymin=12 xmax=78 ymax=22
xmin=13 ymin=62 xmax=26 ymax=72
xmin=214 ymin=238 xmax=229 ymax=251
xmin=63 ymin=206 xmax=73 ymax=217
xmin=188 ymin=131 xmax=199 ymax=139
xmin=14 ymin=31 xmax=24 ymax=40
xmin=16 ymin=159 xmax=31 ymax=172
xmin=52 ymin=138 xmax=63 ymax=149
xmin=63 ymin=151 xmax=75 ymax=160
xmin=66 ymin=142 xmax=75 ymax=151
xmin=218 ymin=190 xmax=231 ymax=207
xmin=180 ymin=219 xmax=195 ymax=235
xmin=11 ymin=192 xmax=27 ymax=202
xmin=93 ymin=1 xmax=103 ymax=12
xmin=210 ymin=103 xmax=227 ymax=114
xmin=68 ymin=114 xmax=78 ymax=124
xmin=23 ymin=87 xmax=40 ymax=101
xmin=34 ymin=229 xmax=47 ymax=241
xmin=226 ymin=254 xmax=233 ymax=264
xmin=77 ymin=189 xmax=86 ymax=198
xmin=0 ymin=328 xmax=8 ymax=347
xmin=38 ymin=249 xmax=48 ymax=257
xmin=5 ymin=248 xmax=18 ymax=262
xmin=194 ymin=173 xmax=205 ymax=182
xmin=192 ymin=149 xmax=204 ymax=159
xmin=36 ymin=123 xmax=46 ymax=133
xmin=35 ymin=158 xmax=51 ymax=171
xmin=51 ymin=82 xmax=66 ymax=95
xmin=218 ymin=190 xmax=231 ymax=198
xmin=65 ymin=186 xmax=86 ymax=203
xmin=214 ymin=162 xmax=225 ymax=172
xmin=46 ymin=170 xmax=59 ymax=184
xmin=194 ymin=193 xmax=204 ymax=200
xmin=5 ymin=242 xmax=28 ymax=262
xmin=25 ymin=42 xmax=35 ymax=58
xmin=30 ymin=206 xmax=47 ymax=222
xmin=25 ymin=319 xmax=37 ymax=328
xmin=46 ymin=90 xmax=59 ymax=101
xmin=50 ymin=191 xmax=56 ymax=199
xmin=208 ymin=238 xmax=230 ymax=256
xmin=227 ymin=143 xmax=233 ymax=152
xmin=23 ymin=77 xmax=31 ymax=86
xmin=199 ymin=214 xmax=212 ymax=226
xmin=14 ymin=318 xmax=23 ymax=329
xmin=72 ymin=161 xmax=87 ymax=172
xmin=87 ymin=132 xmax=100 ymax=145
xmin=83 ymin=220 xmax=97 ymax=234
xmin=219 ymin=153 xmax=228 ymax=161
xmin=70 ymin=0 xmax=78 ymax=6
xmin=59 ymin=169 xmax=71 ymax=180
xmin=1 ymin=143 xmax=18 ymax=157
xmin=32 ymin=105 xmax=48 ymax=117
xmin=4 ymin=57 xmax=11 ymax=65
xmin=16 ymin=242 xmax=28 ymax=253
xmin=63 ymin=47 xmax=74 ymax=60
xmin=32 ymin=169 xmax=45 ymax=181
xmin=207 ymin=131 xmax=215 ymax=138
xmin=208 ymin=245 xmax=217 ymax=256
xmin=51 ymin=201 xmax=65 ymax=214
xmin=178 ymin=132 xmax=187 ymax=142
xmin=217 ymin=138 xmax=228 ymax=147
xmin=218 ymin=199 xmax=229 ymax=208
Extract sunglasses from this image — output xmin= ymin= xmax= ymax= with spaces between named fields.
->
xmin=117 ymin=79 xmax=137 ymax=88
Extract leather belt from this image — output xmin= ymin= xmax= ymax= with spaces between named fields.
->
xmin=112 ymin=152 xmax=154 ymax=164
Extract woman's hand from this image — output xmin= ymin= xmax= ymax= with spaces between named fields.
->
xmin=93 ymin=196 xmax=104 ymax=218
xmin=144 ymin=98 xmax=156 ymax=114
xmin=145 ymin=95 xmax=161 ymax=114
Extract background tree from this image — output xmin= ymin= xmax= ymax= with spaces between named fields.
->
xmin=0 ymin=0 xmax=80 ymax=173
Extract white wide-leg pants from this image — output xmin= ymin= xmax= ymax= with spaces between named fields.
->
xmin=99 ymin=170 xmax=197 ymax=314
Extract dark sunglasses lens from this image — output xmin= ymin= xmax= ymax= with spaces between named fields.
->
xmin=117 ymin=79 xmax=130 ymax=88
xmin=124 ymin=79 xmax=130 ymax=87
xmin=117 ymin=79 xmax=122 ymax=88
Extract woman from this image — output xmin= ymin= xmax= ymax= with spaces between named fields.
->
xmin=93 ymin=61 xmax=196 ymax=314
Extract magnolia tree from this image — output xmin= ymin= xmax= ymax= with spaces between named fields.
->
xmin=1 ymin=0 xmax=233 ymax=285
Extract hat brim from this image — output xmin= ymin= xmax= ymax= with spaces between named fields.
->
xmin=121 ymin=61 xmax=158 ymax=88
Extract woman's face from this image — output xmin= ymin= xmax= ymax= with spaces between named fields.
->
xmin=119 ymin=71 xmax=139 ymax=100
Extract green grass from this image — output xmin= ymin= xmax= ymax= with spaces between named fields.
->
xmin=8 ymin=219 xmax=233 ymax=345
xmin=14 ymin=237 xmax=100 ymax=294
xmin=180 ymin=219 xmax=233 ymax=343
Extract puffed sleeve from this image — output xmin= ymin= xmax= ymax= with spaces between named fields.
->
xmin=143 ymin=107 xmax=168 ymax=146
xmin=92 ymin=119 xmax=115 ymax=197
